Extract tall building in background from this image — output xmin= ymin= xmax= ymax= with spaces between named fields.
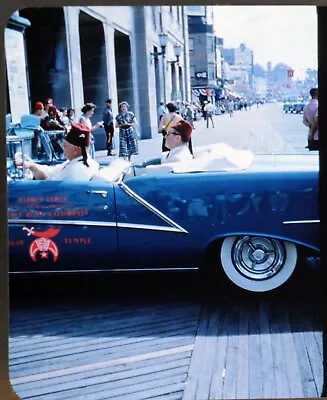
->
xmin=187 ymin=6 xmax=218 ymax=103
xmin=222 ymin=43 xmax=254 ymax=97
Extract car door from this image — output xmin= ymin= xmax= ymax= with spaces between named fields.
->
xmin=114 ymin=175 xmax=203 ymax=270
xmin=8 ymin=180 xmax=117 ymax=273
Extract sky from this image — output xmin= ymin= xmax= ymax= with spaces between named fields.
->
xmin=213 ymin=6 xmax=317 ymax=79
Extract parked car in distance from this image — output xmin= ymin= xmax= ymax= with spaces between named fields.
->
xmin=283 ymin=101 xmax=294 ymax=113
xmin=293 ymin=100 xmax=308 ymax=114
xmin=7 ymin=144 xmax=320 ymax=293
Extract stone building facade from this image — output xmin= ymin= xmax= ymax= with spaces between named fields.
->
xmin=6 ymin=6 xmax=190 ymax=149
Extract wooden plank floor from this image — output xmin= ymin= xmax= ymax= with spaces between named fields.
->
xmin=9 ymin=296 xmax=323 ymax=399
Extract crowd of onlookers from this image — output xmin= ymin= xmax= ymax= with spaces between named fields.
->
xmin=32 ymin=98 xmax=75 ymax=132
xmin=28 ymin=97 xmax=140 ymax=161
xmin=157 ymin=97 xmax=259 ymax=133
xmin=10 ymin=94 xmax=265 ymax=164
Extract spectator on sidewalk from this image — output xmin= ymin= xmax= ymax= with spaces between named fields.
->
xmin=79 ymin=103 xmax=104 ymax=159
xmin=41 ymin=105 xmax=65 ymax=131
xmin=59 ymin=107 xmax=71 ymax=130
xmin=204 ymin=101 xmax=216 ymax=128
xmin=67 ymin=108 xmax=75 ymax=126
xmin=157 ymin=102 xmax=166 ymax=124
xmin=228 ymin=99 xmax=234 ymax=117
xmin=185 ymin=103 xmax=195 ymax=129
xmin=159 ymin=102 xmax=183 ymax=152
xmin=103 ymin=99 xmax=115 ymax=156
xmin=33 ymin=102 xmax=44 ymax=118
xmin=115 ymin=101 xmax=139 ymax=162
xmin=303 ymin=88 xmax=319 ymax=150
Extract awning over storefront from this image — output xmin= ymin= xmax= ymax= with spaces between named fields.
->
xmin=191 ymin=85 xmax=219 ymax=97
xmin=224 ymin=88 xmax=240 ymax=99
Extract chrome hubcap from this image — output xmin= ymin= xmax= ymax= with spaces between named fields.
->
xmin=232 ymin=236 xmax=285 ymax=281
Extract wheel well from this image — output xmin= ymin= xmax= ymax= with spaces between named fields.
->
xmin=200 ymin=238 xmax=224 ymax=273
xmin=200 ymin=236 xmax=319 ymax=272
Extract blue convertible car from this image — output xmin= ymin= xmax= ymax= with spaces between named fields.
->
xmin=7 ymin=144 xmax=319 ymax=293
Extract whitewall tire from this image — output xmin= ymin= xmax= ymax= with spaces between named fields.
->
xmin=220 ymin=235 xmax=297 ymax=292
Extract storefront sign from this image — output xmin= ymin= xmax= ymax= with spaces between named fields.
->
xmin=196 ymin=72 xmax=207 ymax=79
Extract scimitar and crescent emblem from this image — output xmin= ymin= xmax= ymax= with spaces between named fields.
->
xmin=22 ymin=227 xmax=60 ymax=262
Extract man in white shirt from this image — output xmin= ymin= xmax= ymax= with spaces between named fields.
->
xmin=139 ymin=120 xmax=193 ymax=175
xmin=161 ymin=120 xmax=193 ymax=164
xmin=204 ymin=101 xmax=216 ymax=128
xmin=303 ymin=88 xmax=319 ymax=150
xmin=157 ymin=102 xmax=166 ymax=123
xmin=15 ymin=123 xmax=99 ymax=181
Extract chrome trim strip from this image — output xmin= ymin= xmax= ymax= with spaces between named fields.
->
xmin=117 ymin=223 xmax=184 ymax=233
xmin=8 ymin=219 xmax=185 ymax=233
xmin=8 ymin=219 xmax=116 ymax=228
xmin=9 ymin=267 xmax=198 ymax=274
xmin=283 ymin=220 xmax=320 ymax=225
xmin=118 ymin=181 xmax=188 ymax=234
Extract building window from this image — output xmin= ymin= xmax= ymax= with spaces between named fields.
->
xmin=207 ymin=37 xmax=214 ymax=53
xmin=190 ymin=65 xmax=195 ymax=78
xmin=187 ymin=6 xmax=205 ymax=16
xmin=189 ymin=38 xmax=194 ymax=51
xmin=177 ymin=6 xmax=181 ymax=24
xmin=208 ymin=64 xmax=216 ymax=80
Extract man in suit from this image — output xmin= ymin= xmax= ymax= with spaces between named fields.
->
xmin=103 ymin=98 xmax=115 ymax=156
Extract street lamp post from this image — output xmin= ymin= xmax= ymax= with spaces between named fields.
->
xmin=150 ymin=32 xmax=168 ymax=105
xmin=167 ymin=43 xmax=183 ymax=101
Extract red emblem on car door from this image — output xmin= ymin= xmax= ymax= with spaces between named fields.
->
xmin=23 ymin=227 xmax=60 ymax=262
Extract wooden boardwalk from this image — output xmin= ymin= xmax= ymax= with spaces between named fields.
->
xmin=9 ymin=290 xmax=323 ymax=400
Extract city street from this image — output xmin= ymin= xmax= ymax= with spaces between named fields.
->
xmin=98 ymin=102 xmax=310 ymax=164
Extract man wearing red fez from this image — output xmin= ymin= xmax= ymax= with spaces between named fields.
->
xmin=14 ymin=123 xmax=99 ymax=181
xmin=161 ymin=120 xmax=193 ymax=164
xmin=33 ymin=102 xmax=44 ymax=117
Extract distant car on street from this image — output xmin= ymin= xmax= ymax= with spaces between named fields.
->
xmin=293 ymin=100 xmax=308 ymax=114
xmin=283 ymin=101 xmax=294 ymax=113
xmin=283 ymin=99 xmax=308 ymax=114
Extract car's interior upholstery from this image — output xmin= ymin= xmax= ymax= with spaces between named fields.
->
xmin=90 ymin=143 xmax=254 ymax=182
xmin=91 ymin=158 xmax=131 ymax=182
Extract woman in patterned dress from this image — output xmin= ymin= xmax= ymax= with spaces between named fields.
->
xmin=115 ymin=101 xmax=138 ymax=161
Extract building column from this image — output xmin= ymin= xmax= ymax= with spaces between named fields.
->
xmin=134 ymin=6 xmax=157 ymax=139
xmin=103 ymin=23 xmax=119 ymax=149
xmin=63 ymin=7 xmax=84 ymax=115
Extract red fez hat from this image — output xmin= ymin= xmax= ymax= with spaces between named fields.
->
xmin=170 ymin=120 xmax=193 ymax=141
xmin=35 ymin=102 xmax=44 ymax=111
xmin=48 ymin=105 xmax=57 ymax=114
xmin=65 ymin=123 xmax=91 ymax=147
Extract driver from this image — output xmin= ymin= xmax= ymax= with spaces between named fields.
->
xmin=14 ymin=123 xmax=99 ymax=181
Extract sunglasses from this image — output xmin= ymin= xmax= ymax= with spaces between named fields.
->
xmin=167 ymin=130 xmax=181 ymax=137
